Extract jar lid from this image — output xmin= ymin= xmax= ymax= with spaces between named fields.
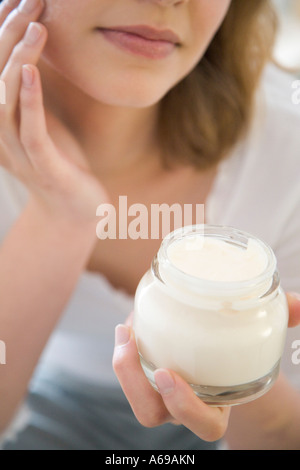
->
xmin=154 ymin=224 xmax=278 ymax=308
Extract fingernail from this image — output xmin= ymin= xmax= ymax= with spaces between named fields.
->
xmin=22 ymin=65 xmax=34 ymax=87
xmin=154 ymin=369 xmax=175 ymax=395
xmin=24 ymin=22 xmax=42 ymax=45
xmin=115 ymin=324 xmax=130 ymax=347
xmin=19 ymin=0 xmax=41 ymax=14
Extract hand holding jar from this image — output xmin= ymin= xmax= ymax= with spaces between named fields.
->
xmin=113 ymin=225 xmax=300 ymax=442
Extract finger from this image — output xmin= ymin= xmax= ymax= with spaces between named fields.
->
xmin=286 ymin=293 xmax=300 ymax=328
xmin=1 ymin=21 xmax=47 ymax=114
xmin=0 ymin=0 xmax=20 ymax=28
xmin=19 ymin=63 xmax=57 ymax=170
xmin=113 ymin=324 xmax=172 ymax=427
xmin=154 ymin=369 xmax=231 ymax=442
xmin=0 ymin=0 xmax=44 ymax=71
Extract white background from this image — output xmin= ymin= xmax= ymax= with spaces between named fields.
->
xmin=273 ymin=0 xmax=300 ymax=72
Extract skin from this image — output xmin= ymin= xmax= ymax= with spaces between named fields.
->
xmin=0 ymin=0 xmax=299 ymax=448
xmin=38 ymin=0 xmax=231 ymax=108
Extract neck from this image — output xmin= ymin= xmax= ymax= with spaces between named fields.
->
xmin=38 ymin=61 xmax=162 ymax=181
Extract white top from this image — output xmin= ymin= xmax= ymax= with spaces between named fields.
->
xmin=0 ymin=64 xmax=300 ymax=391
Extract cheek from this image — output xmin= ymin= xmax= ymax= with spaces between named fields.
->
xmin=198 ymin=0 xmax=232 ymax=25
xmin=190 ymin=0 xmax=231 ymax=50
xmin=39 ymin=1 xmax=84 ymax=68
xmin=39 ymin=0 xmax=88 ymax=32
xmin=39 ymin=0 xmax=66 ymax=25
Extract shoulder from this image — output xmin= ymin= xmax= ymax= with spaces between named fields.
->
xmin=258 ymin=64 xmax=300 ymax=142
xmin=241 ymin=64 xmax=300 ymax=175
xmin=262 ymin=64 xmax=300 ymax=109
xmin=218 ymin=64 xmax=300 ymax=235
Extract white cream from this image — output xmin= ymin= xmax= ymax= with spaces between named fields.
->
xmin=167 ymin=237 xmax=268 ymax=283
xmin=134 ymin=226 xmax=289 ymax=404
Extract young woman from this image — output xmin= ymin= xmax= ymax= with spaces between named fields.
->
xmin=0 ymin=0 xmax=299 ymax=450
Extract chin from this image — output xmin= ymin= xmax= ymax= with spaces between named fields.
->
xmin=92 ymin=81 xmax=172 ymax=108
xmin=74 ymin=70 xmax=177 ymax=109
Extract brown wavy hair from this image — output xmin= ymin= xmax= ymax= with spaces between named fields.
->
xmin=159 ymin=0 xmax=278 ymax=169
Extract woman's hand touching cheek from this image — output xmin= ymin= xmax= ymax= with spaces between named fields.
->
xmin=0 ymin=0 xmax=108 ymax=226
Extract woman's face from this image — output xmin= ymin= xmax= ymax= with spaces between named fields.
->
xmin=40 ymin=0 xmax=231 ymax=108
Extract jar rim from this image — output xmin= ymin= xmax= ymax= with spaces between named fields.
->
xmin=154 ymin=224 xmax=278 ymax=299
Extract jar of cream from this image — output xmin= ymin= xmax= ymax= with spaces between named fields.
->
xmin=133 ymin=225 xmax=289 ymax=406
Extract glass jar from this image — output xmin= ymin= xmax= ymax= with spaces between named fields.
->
xmin=133 ymin=225 xmax=289 ymax=406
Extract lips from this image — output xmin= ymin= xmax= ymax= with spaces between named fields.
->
xmin=97 ymin=25 xmax=181 ymax=59
xmin=103 ymin=25 xmax=181 ymax=44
